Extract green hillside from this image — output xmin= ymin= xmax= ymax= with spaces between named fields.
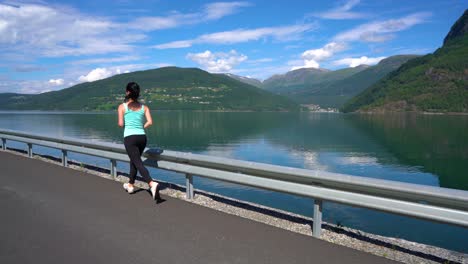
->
xmin=0 ymin=93 xmax=33 ymax=106
xmin=303 ymin=55 xmax=419 ymax=108
xmin=262 ymin=67 xmax=333 ymax=94
xmin=261 ymin=56 xmax=416 ymax=108
xmin=263 ymin=67 xmax=367 ymax=97
xmin=342 ymin=10 xmax=468 ymax=113
xmin=1 ymin=67 xmax=300 ymax=111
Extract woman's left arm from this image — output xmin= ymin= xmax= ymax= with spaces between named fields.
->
xmin=144 ymin=106 xmax=153 ymax=129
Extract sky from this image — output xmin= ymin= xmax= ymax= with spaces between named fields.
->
xmin=0 ymin=0 xmax=466 ymax=94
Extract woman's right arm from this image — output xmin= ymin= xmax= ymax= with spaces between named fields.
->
xmin=118 ymin=104 xmax=124 ymax=127
xmin=144 ymin=106 xmax=153 ymax=129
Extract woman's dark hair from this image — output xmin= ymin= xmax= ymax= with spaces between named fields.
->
xmin=125 ymin=82 xmax=140 ymax=101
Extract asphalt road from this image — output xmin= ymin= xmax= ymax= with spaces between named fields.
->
xmin=0 ymin=151 xmax=398 ymax=264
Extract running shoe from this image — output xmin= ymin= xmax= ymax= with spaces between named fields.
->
xmin=123 ymin=183 xmax=134 ymax=194
xmin=150 ymin=182 xmax=158 ymax=200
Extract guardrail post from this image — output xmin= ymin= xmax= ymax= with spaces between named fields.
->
xmin=62 ymin=150 xmax=68 ymax=167
xmin=27 ymin=143 xmax=33 ymax=158
xmin=313 ymin=199 xmax=323 ymax=238
xmin=186 ymin=173 xmax=194 ymax=200
xmin=110 ymin=159 xmax=117 ymax=179
xmin=1 ymin=138 xmax=5 ymax=150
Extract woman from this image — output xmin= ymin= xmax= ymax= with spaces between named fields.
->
xmin=118 ymin=82 xmax=159 ymax=200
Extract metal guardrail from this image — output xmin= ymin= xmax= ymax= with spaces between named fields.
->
xmin=1 ymin=128 xmax=468 ymax=239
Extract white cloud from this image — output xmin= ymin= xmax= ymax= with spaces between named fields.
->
xmin=14 ymin=64 xmax=45 ymax=72
xmin=71 ymin=56 xmax=141 ymax=65
xmin=313 ymin=0 xmax=367 ymax=20
xmin=0 ymin=1 xmax=250 ymax=59
xmin=187 ymin=50 xmax=247 ymax=73
xmin=128 ymin=1 xmax=250 ymax=31
xmin=289 ymin=12 xmax=430 ymax=71
xmin=0 ymin=78 xmax=66 ymax=94
xmin=302 ymin=42 xmax=347 ymax=61
xmin=333 ymin=56 xmax=386 ymax=67
xmin=291 ymin=42 xmax=346 ymax=70
xmin=197 ymin=25 xmax=312 ymax=43
xmin=204 ymin=2 xmax=251 ymax=20
xmin=0 ymin=3 xmax=142 ymax=58
xmin=334 ymin=12 xmax=431 ymax=43
xmin=127 ymin=13 xmax=197 ymax=31
xmin=0 ymin=63 xmax=172 ymax=94
xmin=246 ymin=58 xmax=274 ymax=64
xmin=292 ymin=60 xmax=319 ymax=70
xmin=48 ymin=79 xmax=64 ymax=85
xmin=78 ymin=68 xmax=114 ymax=82
xmin=155 ymin=40 xmax=193 ymax=49
xmin=76 ymin=63 xmax=172 ymax=83
xmin=154 ymin=23 xmax=316 ymax=49
xmin=0 ymin=19 xmax=8 ymax=32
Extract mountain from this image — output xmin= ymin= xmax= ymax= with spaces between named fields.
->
xmin=0 ymin=93 xmax=33 ymax=106
xmin=261 ymin=56 xmax=416 ymax=108
xmin=221 ymin=73 xmax=262 ymax=88
xmin=262 ymin=66 xmax=367 ymax=108
xmin=299 ymin=55 xmax=419 ymax=107
xmin=263 ymin=67 xmax=334 ymax=94
xmin=444 ymin=10 xmax=468 ymax=44
xmin=342 ymin=10 xmax=468 ymax=113
xmin=1 ymin=67 xmax=300 ymax=111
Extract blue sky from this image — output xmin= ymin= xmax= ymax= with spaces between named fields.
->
xmin=0 ymin=0 xmax=466 ymax=93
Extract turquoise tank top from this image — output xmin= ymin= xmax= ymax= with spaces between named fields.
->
xmin=123 ymin=103 xmax=146 ymax=138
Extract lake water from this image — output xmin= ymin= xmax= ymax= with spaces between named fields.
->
xmin=0 ymin=111 xmax=467 ymax=253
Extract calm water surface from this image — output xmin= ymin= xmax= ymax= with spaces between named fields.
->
xmin=0 ymin=111 xmax=467 ymax=252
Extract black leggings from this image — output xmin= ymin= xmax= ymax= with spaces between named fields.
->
xmin=124 ymin=135 xmax=152 ymax=184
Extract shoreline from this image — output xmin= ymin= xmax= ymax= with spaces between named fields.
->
xmin=354 ymin=110 xmax=468 ymax=116
xmin=0 ymin=109 xmax=297 ymax=114
xmin=1 ymin=109 xmax=468 ymax=115
xmin=3 ymin=147 xmax=467 ymax=264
